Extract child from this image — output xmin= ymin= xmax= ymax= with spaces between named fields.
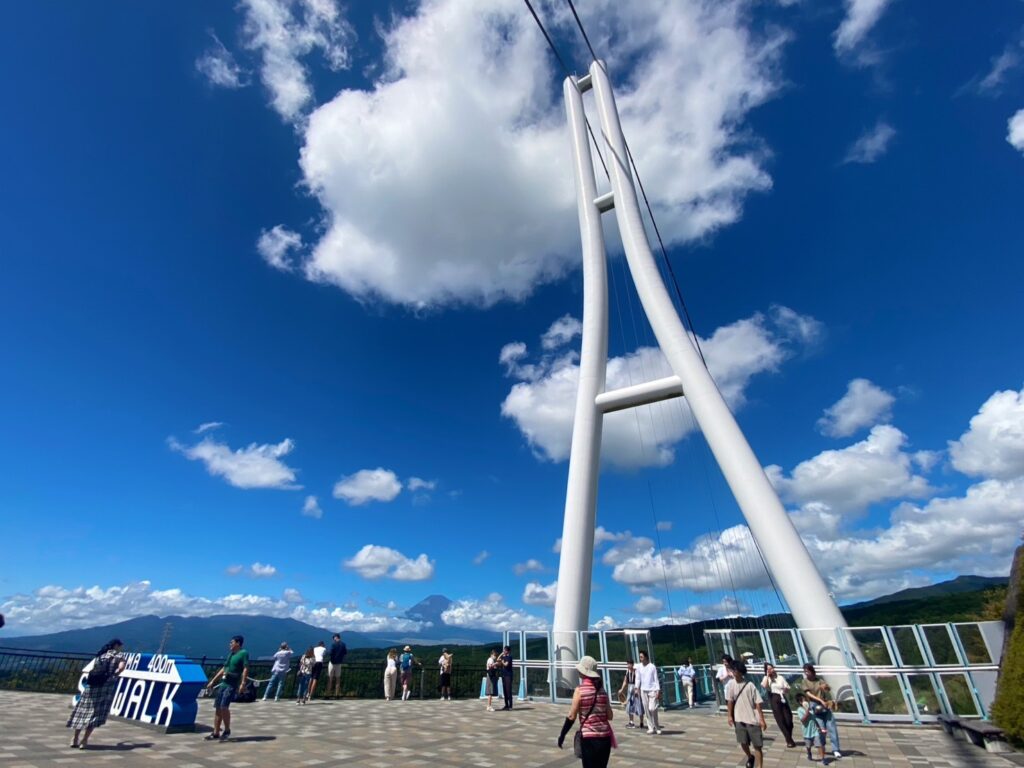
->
xmin=796 ymin=693 xmax=826 ymax=763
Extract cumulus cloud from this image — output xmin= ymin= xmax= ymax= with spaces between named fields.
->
xmin=817 ymin=378 xmax=895 ymax=437
xmin=513 ymin=559 xmax=545 ymax=576
xmin=948 ymin=386 xmax=1024 ymax=480
xmin=333 ymin=468 xmax=403 ymax=505
xmin=503 ymin=307 xmax=822 ymax=469
xmin=768 ymin=424 xmax=932 ymax=516
xmin=833 ymin=0 xmax=892 ymax=60
xmin=169 ymin=434 xmax=300 ymax=490
xmin=541 ymin=315 xmax=582 ymax=350
xmin=553 ymin=525 xmax=629 ymax=554
xmin=634 ymin=595 xmax=664 ymax=614
xmin=288 ymin=0 xmax=786 ymax=307
xmin=0 ymin=580 xmax=423 ymax=636
xmin=407 ymin=477 xmax=437 ymax=492
xmin=195 ymin=33 xmax=247 ymax=88
xmin=226 ymin=562 xmax=278 ymax=578
xmin=441 ymin=592 xmax=547 ymax=631
xmin=240 ymin=0 xmax=355 ymax=122
xmin=257 ymin=225 xmax=304 ymax=270
xmin=343 ymin=544 xmax=435 ymax=581
xmin=843 ymin=121 xmax=896 ymax=164
xmin=302 ymin=494 xmax=323 ymax=518
xmin=522 ymin=580 xmax=558 ymax=606
xmin=1009 ymin=110 xmax=1024 ymax=154
xmin=472 ymin=550 xmax=490 ymax=565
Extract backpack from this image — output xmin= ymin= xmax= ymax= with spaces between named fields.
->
xmin=401 ymin=653 xmax=412 ymax=671
xmin=86 ymin=657 xmax=109 ymax=687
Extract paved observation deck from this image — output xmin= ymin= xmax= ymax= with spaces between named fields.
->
xmin=1 ymin=690 xmax=1018 ymax=768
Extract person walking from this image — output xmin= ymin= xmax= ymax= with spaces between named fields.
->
xmin=485 ymin=649 xmax=499 ymax=711
xmin=556 ymin=655 xmax=614 ymax=768
xmin=327 ymin=633 xmax=348 ymax=698
xmin=384 ymin=649 xmax=399 ymax=701
xmin=677 ymin=657 xmax=697 ymax=708
xmin=636 ymin=651 xmax=662 ymax=734
xmin=262 ymin=642 xmax=293 ymax=702
xmin=295 ymin=648 xmax=314 ymax=704
xmin=760 ymin=662 xmax=796 ymax=747
xmin=67 ymin=638 xmax=125 ymax=749
xmin=795 ymin=693 xmax=827 ymax=763
xmin=307 ymin=641 xmax=327 ymax=701
xmin=499 ymin=645 xmax=515 ymax=710
xmin=399 ymin=645 xmax=415 ymax=700
xmin=799 ymin=663 xmax=842 ymax=760
xmin=438 ymin=648 xmax=454 ymax=701
xmin=617 ymin=659 xmax=644 ymax=728
xmin=204 ymin=635 xmax=249 ymax=742
xmin=726 ymin=660 xmax=767 ymax=768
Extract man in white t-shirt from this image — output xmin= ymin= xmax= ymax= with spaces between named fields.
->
xmin=308 ymin=641 xmax=327 ymax=700
xmin=636 ymin=651 xmax=662 ymax=735
xmin=716 ymin=655 xmax=734 ymax=710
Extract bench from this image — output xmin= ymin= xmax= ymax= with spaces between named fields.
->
xmin=959 ymin=720 xmax=1010 ymax=753
xmin=938 ymin=714 xmax=962 ymax=739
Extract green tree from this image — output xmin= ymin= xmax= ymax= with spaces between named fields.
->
xmin=992 ymin=543 xmax=1023 ymax=744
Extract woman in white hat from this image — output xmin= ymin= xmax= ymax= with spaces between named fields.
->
xmin=557 ymin=655 xmax=615 ymax=767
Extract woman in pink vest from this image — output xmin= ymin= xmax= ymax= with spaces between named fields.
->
xmin=557 ymin=655 xmax=616 ymax=767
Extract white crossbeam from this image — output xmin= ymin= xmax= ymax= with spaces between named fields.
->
xmin=595 ymin=375 xmax=683 ymax=413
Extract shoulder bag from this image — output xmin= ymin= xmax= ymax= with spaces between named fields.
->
xmin=573 ymin=692 xmax=599 ymax=758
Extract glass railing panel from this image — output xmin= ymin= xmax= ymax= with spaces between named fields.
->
xmin=890 ymin=626 xmax=925 ymax=665
xmin=585 ymin=632 xmax=603 ymax=662
xmin=844 ymin=628 xmax=894 ymax=666
xmin=922 ymin=625 xmax=960 ymax=665
xmin=603 ymin=632 xmax=631 ymax=663
xmin=525 ymin=667 xmax=551 ymax=700
xmin=953 ymin=624 xmax=992 ymax=665
xmin=766 ymin=629 xmax=798 ymax=664
xmin=907 ymin=674 xmax=940 ymax=716
xmin=523 ymin=632 xmax=550 ymax=662
xmin=858 ymin=674 xmax=909 ymax=716
xmin=939 ymin=673 xmax=978 ymax=716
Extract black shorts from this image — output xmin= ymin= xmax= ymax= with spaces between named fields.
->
xmin=439 ymin=672 xmax=451 ymax=687
xmin=311 ymin=662 xmax=324 ymax=679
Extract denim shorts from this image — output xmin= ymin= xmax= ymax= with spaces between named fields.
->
xmin=213 ymin=684 xmax=236 ymax=709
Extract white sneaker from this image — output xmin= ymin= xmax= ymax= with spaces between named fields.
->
xmin=833 ymin=751 xmax=842 ymax=758
xmin=487 ymin=706 xmax=495 ymax=712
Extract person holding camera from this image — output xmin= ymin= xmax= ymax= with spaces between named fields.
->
xmin=760 ymin=662 xmax=796 ymax=747
xmin=799 ymin=663 xmax=841 ymax=760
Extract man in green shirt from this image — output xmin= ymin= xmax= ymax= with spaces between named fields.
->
xmin=204 ymin=635 xmax=249 ymax=741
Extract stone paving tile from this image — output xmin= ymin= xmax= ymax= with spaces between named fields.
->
xmin=0 ymin=690 xmax=1017 ymax=768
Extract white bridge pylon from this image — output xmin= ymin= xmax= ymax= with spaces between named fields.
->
xmin=552 ymin=61 xmax=853 ymax=686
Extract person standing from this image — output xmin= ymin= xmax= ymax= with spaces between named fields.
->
xmin=438 ymin=648 xmax=454 ymax=701
xmin=67 ymin=638 xmax=125 ymax=749
xmin=557 ymin=656 xmax=614 ymax=768
xmin=400 ymin=645 xmax=415 ymax=700
xmin=485 ymin=649 xmax=499 ymax=711
xmin=677 ymin=657 xmax=697 ymax=708
xmin=499 ymin=645 xmax=515 ymax=710
xmin=726 ymin=660 xmax=767 ymax=768
xmin=307 ymin=641 xmax=327 ymax=701
xmin=760 ymin=662 xmax=796 ymax=747
xmin=715 ymin=655 xmax=734 ymax=709
xmin=327 ymin=633 xmax=348 ymax=699
xmin=262 ymin=642 xmax=293 ymax=702
xmin=795 ymin=693 xmax=826 ymax=763
xmin=636 ymin=651 xmax=662 ymax=734
xmin=799 ymin=663 xmax=842 ymax=760
xmin=204 ymin=635 xmax=249 ymax=741
xmin=617 ymin=659 xmax=644 ymax=728
xmin=384 ymin=649 xmax=399 ymax=701
xmin=295 ymin=648 xmax=314 ymax=704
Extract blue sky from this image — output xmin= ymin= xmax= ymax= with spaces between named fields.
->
xmin=2 ymin=0 xmax=1023 ymax=637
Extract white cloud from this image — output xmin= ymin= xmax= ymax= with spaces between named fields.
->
xmin=948 ymin=386 xmax=1024 ymax=480
xmin=591 ymin=615 xmax=617 ymax=631
xmin=817 ymin=378 xmax=895 ymax=437
xmin=768 ymin=424 xmax=932 ymax=516
xmin=291 ymin=0 xmax=786 ymax=307
xmin=472 ymin=550 xmax=490 ymax=565
xmin=407 ymin=477 xmax=437 ymax=492
xmin=1008 ymin=109 xmax=1024 ymax=154
xmin=513 ymin=559 xmax=545 ymax=576
xmin=833 ymin=0 xmax=892 ymax=58
xmin=195 ymin=33 xmax=247 ymax=88
xmin=503 ymin=307 xmax=821 ymax=469
xmin=634 ymin=595 xmax=664 ymax=614
xmin=963 ymin=37 xmax=1024 ymax=96
xmin=441 ymin=593 xmax=547 ymax=631
xmin=240 ymin=0 xmax=355 ymax=122
xmin=843 ymin=121 xmax=896 ymax=164
xmin=302 ymin=494 xmax=323 ymax=518
xmin=0 ymin=580 xmax=424 ymax=636
xmin=541 ymin=315 xmax=582 ymax=351
xmin=553 ymin=525 xmax=629 ymax=554
xmin=226 ymin=562 xmax=279 ymax=578
xmin=257 ymin=225 xmax=304 ymax=271
xmin=333 ymin=468 xmax=403 ymax=505
xmin=169 ymin=434 xmax=300 ymax=490
xmin=194 ymin=421 xmax=224 ymax=434
xmin=343 ymin=544 xmax=435 ymax=581
xmin=655 ymin=521 xmax=673 ymax=532
xmin=225 ymin=564 xmax=244 ymax=575
xmin=522 ymin=580 xmax=558 ymax=606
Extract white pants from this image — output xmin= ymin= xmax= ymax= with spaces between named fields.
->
xmin=384 ymin=668 xmax=397 ymax=699
xmin=643 ymin=691 xmax=661 ymax=731
xmin=681 ymin=678 xmax=694 ymax=706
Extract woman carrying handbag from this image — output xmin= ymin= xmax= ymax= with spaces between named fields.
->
xmin=557 ymin=656 xmax=616 ymax=768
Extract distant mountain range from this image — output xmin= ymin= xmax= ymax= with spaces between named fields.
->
xmin=0 ymin=595 xmax=498 ymax=657
xmin=0 ymin=577 xmax=1007 ymax=657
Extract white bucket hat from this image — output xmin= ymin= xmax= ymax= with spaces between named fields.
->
xmin=575 ymin=655 xmax=600 ymax=678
